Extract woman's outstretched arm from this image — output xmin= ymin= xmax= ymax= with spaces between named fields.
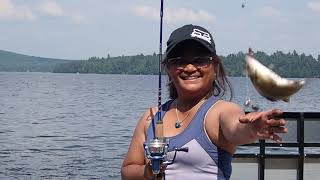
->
xmin=218 ymin=101 xmax=288 ymax=146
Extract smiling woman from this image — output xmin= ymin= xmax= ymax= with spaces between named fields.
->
xmin=164 ymin=40 xmax=220 ymax=101
xmin=121 ymin=24 xmax=288 ymax=180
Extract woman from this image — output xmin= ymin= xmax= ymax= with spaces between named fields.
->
xmin=121 ymin=24 xmax=288 ymax=180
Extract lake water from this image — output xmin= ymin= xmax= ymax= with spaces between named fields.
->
xmin=0 ymin=72 xmax=319 ymax=179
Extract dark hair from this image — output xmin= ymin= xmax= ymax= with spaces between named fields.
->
xmin=163 ymin=53 xmax=233 ymax=101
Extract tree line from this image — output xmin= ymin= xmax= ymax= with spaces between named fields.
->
xmin=53 ymin=50 xmax=320 ymax=78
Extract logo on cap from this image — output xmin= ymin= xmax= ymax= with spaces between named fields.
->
xmin=190 ymin=28 xmax=212 ymax=44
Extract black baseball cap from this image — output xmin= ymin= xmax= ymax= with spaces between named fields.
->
xmin=165 ymin=24 xmax=216 ymax=59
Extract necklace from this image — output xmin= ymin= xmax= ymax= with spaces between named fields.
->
xmin=174 ymin=98 xmax=206 ymax=128
xmin=175 ymin=101 xmax=192 ymax=128
xmin=174 ymin=96 xmax=209 ymax=128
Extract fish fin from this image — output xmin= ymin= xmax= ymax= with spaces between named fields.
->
xmin=248 ymin=47 xmax=254 ymax=56
xmin=282 ymin=97 xmax=290 ymax=102
xmin=265 ymin=96 xmax=278 ymax=102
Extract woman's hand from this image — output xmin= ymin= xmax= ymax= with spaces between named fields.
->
xmin=239 ymin=109 xmax=288 ymax=143
xmin=144 ymin=161 xmax=167 ymax=179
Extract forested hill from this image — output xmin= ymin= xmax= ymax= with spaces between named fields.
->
xmin=1 ymin=49 xmax=319 ymax=78
xmin=0 ymin=50 xmax=72 ymax=72
xmin=53 ymin=51 xmax=320 ymax=78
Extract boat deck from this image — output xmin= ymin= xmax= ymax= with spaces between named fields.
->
xmin=233 ymin=112 xmax=320 ymax=180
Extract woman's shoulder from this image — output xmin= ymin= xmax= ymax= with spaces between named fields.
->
xmin=130 ymin=106 xmax=156 ymax=136
xmin=212 ymin=99 xmax=244 ymax=115
xmin=215 ymin=99 xmax=241 ymax=108
xmin=140 ymin=106 xmax=158 ymax=123
xmin=140 ymin=100 xmax=174 ymax=133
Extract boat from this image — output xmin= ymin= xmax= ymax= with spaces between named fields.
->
xmin=233 ymin=111 xmax=320 ymax=180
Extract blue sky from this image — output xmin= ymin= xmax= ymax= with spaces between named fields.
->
xmin=0 ymin=0 xmax=319 ymax=60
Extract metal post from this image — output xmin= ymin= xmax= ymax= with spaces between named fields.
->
xmin=258 ymin=139 xmax=265 ymax=180
xmin=297 ymin=112 xmax=304 ymax=180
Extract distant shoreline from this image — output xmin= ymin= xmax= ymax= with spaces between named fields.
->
xmin=1 ymin=71 xmax=319 ymax=79
xmin=1 ymin=49 xmax=319 ymax=78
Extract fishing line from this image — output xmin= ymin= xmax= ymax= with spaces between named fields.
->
xmin=243 ymin=3 xmax=251 ymax=108
xmin=242 ymin=1 xmax=255 ymax=110
xmin=245 ymin=68 xmax=251 ymax=105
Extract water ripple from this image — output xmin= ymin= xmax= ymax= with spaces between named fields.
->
xmin=0 ymin=73 xmax=319 ymax=179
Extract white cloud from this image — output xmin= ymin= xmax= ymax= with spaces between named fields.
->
xmin=257 ymin=6 xmax=281 ymax=17
xmin=38 ymin=1 xmax=64 ymax=17
xmin=131 ymin=5 xmax=158 ymax=21
xmin=0 ymin=0 xmax=35 ymax=21
xmin=307 ymin=1 xmax=320 ymax=13
xmin=166 ymin=8 xmax=215 ymax=24
xmin=131 ymin=5 xmax=215 ymax=24
xmin=70 ymin=14 xmax=87 ymax=24
xmin=0 ymin=0 xmax=86 ymax=24
xmin=36 ymin=1 xmax=87 ymax=24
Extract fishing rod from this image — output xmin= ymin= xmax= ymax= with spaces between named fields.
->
xmin=143 ymin=1 xmax=188 ymax=178
xmin=143 ymin=0 xmax=168 ymax=177
xmin=157 ymin=0 xmax=164 ymax=139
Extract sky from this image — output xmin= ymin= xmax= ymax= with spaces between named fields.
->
xmin=0 ymin=0 xmax=319 ymax=60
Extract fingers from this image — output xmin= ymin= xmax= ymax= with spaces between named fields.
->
xmin=269 ymin=133 xmax=282 ymax=143
xmin=257 ymin=125 xmax=287 ymax=143
xmin=264 ymin=110 xmax=287 ymax=133
xmin=257 ymin=130 xmax=283 ymax=143
xmin=269 ymin=126 xmax=288 ymax=134
xmin=144 ymin=161 xmax=153 ymax=179
xmin=240 ymin=109 xmax=288 ymax=144
xmin=144 ymin=161 xmax=167 ymax=179
xmin=239 ymin=115 xmax=249 ymax=123
xmin=160 ymin=164 xmax=167 ymax=173
xmin=239 ymin=109 xmax=285 ymax=124
xmin=266 ymin=118 xmax=287 ymax=127
xmin=239 ymin=112 xmax=261 ymax=123
xmin=265 ymin=109 xmax=283 ymax=119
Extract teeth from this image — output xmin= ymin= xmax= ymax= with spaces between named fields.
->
xmin=184 ymin=76 xmax=198 ymax=80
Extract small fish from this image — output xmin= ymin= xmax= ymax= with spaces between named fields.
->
xmin=245 ymin=48 xmax=305 ymax=102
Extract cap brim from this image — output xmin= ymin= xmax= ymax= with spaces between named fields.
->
xmin=164 ymin=38 xmax=215 ymax=60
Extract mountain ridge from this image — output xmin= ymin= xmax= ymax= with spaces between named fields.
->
xmin=0 ymin=49 xmax=75 ymax=72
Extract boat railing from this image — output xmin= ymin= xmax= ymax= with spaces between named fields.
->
xmin=233 ymin=112 xmax=320 ymax=180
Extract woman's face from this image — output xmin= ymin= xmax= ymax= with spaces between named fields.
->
xmin=166 ymin=41 xmax=216 ymax=98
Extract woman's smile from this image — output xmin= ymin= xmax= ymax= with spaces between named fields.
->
xmin=182 ymin=76 xmax=200 ymax=80
xmin=179 ymin=72 xmax=202 ymax=81
xmin=172 ymin=65 xmax=214 ymax=97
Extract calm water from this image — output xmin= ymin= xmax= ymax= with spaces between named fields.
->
xmin=0 ymin=72 xmax=320 ymax=179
